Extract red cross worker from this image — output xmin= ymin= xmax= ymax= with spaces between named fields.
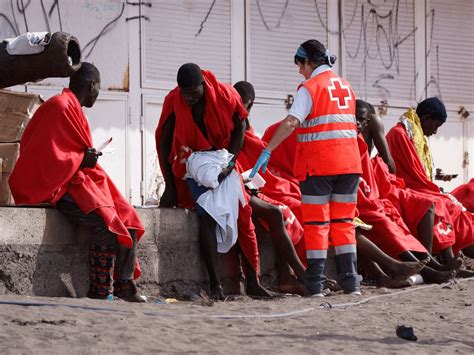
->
xmin=251 ymin=39 xmax=363 ymax=297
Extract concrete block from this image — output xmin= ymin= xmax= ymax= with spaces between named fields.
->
xmin=0 ymin=206 xmax=345 ymax=297
xmin=0 ymin=206 xmax=268 ymax=298
xmin=0 ymin=207 xmax=75 ymax=245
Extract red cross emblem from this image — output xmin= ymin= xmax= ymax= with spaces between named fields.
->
xmin=328 ymin=78 xmax=352 ymax=109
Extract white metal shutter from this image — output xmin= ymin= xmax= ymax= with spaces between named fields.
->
xmin=342 ymin=0 xmax=416 ymax=105
xmin=248 ymin=0 xmax=328 ymax=97
xmin=142 ymin=0 xmax=232 ymax=88
xmin=428 ymin=0 xmax=474 ymax=111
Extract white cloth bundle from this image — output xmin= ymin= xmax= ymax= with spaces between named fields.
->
xmin=186 ymin=149 xmax=246 ymax=253
xmin=4 ymin=32 xmax=50 ymax=55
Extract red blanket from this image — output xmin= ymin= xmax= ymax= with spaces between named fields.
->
xmin=261 ymin=121 xmax=301 ymax=199
xmin=386 ymin=123 xmax=473 ymax=253
xmin=9 ymin=89 xmax=144 ymax=277
xmin=155 ymin=71 xmax=260 ymax=271
xmin=371 ymin=155 xmax=455 ymax=252
xmin=356 ymin=136 xmax=427 ymax=257
xmin=386 ymin=123 xmax=440 ymax=194
xmin=238 ymin=128 xmax=304 ymax=244
xmin=156 ymin=70 xmax=248 ymax=208
xmin=451 ymin=179 xmax=474 ymax=213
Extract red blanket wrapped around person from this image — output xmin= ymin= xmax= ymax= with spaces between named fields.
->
xmin=155 ymin=70 xmax=260 ymax=271
xmin=356 ymin=136 xmax=428 ymax=257
xmin=261 ymin=121 xmax=301 ymax=200
xmin=386 ymin=122 xmax=474 ymax=254
xmin=9 ymin=89 xmax=144 ymax=277
xmin=238 ymin=128 xmax=304 ymax=245
xmin=386 ymin=123 xmax=441 ymax=195
xmin=371 ymin=155 xmax=456 ymax=252
xmin=156 ymin=70 xmax=249 ymax=208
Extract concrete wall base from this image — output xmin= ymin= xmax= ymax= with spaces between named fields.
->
xmin=0 ymin=207 xmax=336 ymax=298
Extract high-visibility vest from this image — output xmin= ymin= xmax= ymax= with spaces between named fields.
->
xmin=294 ymin=70 xmax=362 ymax=180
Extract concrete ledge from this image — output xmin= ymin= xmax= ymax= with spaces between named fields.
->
xmin=0 ymin=207 xmax=278 ymax=297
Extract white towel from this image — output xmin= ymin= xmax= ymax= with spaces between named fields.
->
xmin=186 ymin=149 xmax=246 ymax=253
xmin=4 ymin=32 xmax=50 ymax=55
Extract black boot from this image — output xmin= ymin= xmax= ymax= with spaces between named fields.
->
xmin=335 ymin=252 xmax=362 ymax=294
xmin=304 ymin=258 xmax=327 ymax=297
xmin=87 ymin=244 xmax=115 ymax=299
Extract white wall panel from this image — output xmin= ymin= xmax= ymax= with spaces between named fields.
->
xmin=428 ymin=120 xmax=465 ymax=192
xmin=428 ymin=0 xmax=474 ymax=112
xmin=142 ymin=94 xmax=166 ymax=203
xmin=342 ymin=0 xmax=416 ymax=106
xmin=141 ymin=0 xmax=232 ymax=89
xmin=248 ymin=102 xmax=289 ymax=137
xmin=248 ymin=0 xmax=328 ymax=98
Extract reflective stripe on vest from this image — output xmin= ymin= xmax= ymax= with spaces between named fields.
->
xmin=297 ymin=129 xmax=357 ymax=142
xmin=300 ymin=114 xmax=356 ymax=129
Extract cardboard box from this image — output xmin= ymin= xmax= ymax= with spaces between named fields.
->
xmin=0 ymin=143 xmax=19 ymax=205
xmin=0 ymin=89 xmax=42 ymax=142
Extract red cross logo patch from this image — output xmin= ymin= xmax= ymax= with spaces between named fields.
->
xmin=328 ymin=78 xmax=352 ymax=109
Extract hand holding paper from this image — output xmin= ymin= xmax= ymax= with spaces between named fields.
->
xmin=97 ymin=137 xmax=113 ymax=154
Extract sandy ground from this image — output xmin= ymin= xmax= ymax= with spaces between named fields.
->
xmin=0 ymin=279 xmax=473 ymax=354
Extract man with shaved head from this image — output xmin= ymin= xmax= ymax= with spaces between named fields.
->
xmin=386 ymin=98 xmax=474 ymax=263
xmin=10 ymin=62 xmax=145 ymax=302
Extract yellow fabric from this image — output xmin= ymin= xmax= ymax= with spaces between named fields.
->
xmin=353 ymin=217 xmax=372 ymax=231
xmin=402 ymin=108 xmax=434 ymax=181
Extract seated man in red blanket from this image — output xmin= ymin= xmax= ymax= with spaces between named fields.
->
xmin=9 ymin=63 xmax=145 ymax=302
xmin=355 ymin=100 xmax=461 ymax=283
xmin=359 ymin=101 xmax=396 ymax=174
xmin=233 ymin=81 xmax=306 ymax=295
xmin=386 ymin=97 xmax=474 ymax=260
xmin=156 ymin=63 xmax=269 ymax=300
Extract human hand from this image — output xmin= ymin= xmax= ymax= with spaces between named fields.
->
xmin=81 ymin=148 xmax=102 ymax=168
xmin=435 ymin=168 xmax=458 ymax=181
xmin=249 ymin=149 xmax=271 ymax=179
xmin=217 ymin=165 xmax=234 ymax=184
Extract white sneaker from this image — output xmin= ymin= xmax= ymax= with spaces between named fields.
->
xmin=349 ymin=290 xmax=362 ymax=296
xmin=310 ymin=293 xmax=325 ymax=298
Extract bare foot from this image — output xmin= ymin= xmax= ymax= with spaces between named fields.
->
xmin=436 ymin=253 xmax=464 ymax=272
xmin=278 ymin=276 xmax=305 ymax=296
xmin=210 ymin=284 xmax=225 ymax=301
xmin=377 ymin=276 xmax=412 ymax=289
xmin=422 ymin=267 xmax=456 ymax=284
xmin=247 ymin=280 xmax=274 ymax=299
xmin=325 ymin=279 xmax=341 ymax=292
xmin=445 ymin=254 xmax=464 ymax=272
xmin=388 ymin=258 xmax=428 ymax=278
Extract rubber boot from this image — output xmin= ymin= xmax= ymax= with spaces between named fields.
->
xmin=304 ymin=258 xmax=327 ymax=296
xmin=335 ymin=252 xmax=362 ymax=294
xmin=87 ymin=244 xmax=115 ymax=299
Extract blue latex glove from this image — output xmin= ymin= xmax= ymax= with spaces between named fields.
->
xmin=249 ymin=149 xmax=271 ymax=178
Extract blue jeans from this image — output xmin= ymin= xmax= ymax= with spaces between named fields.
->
xmin=186 ymin=178 xmax=210 ymax=216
